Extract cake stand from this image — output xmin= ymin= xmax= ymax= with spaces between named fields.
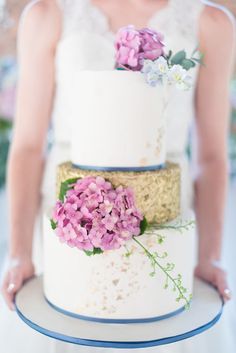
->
xmin=15 ymin=276 xmax=223 ymax=349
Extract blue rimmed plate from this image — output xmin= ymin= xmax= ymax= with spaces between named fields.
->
xmin=15 ymin=276 xmax=223 ymax=349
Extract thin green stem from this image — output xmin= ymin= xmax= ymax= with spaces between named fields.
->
xmin=146 ymin=220 xmax=195 ymax=233
xmin=132 ymin=236 xmax=190 ymax=307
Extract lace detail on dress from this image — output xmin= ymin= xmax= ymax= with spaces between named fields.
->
xmin=149 ymin=0 xmax=204 ymax=49
xmin=171 ymin=0 xmax=204 ymax=41
xmin=57 ymin=0 xmax=110 ymax=39
xmin=57 ymin=0 xmax=204 ymax=43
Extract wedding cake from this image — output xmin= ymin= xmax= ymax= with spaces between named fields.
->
xmin=43 ymin=26 xmax=199 ymax=323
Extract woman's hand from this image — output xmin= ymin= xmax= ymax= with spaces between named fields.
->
xmin=2 ymin=1 xmax=60 ymax=312
xmin=195 ymin=261 xmax=232 ymax=302
xmin=194 ymin=6 xmax=235 ymax=306
xmin=1 ymin=256 xmax=35 ymax=310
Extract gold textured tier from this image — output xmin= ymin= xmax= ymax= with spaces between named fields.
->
xmin=57 ymin=162 xmax=180 ymax=224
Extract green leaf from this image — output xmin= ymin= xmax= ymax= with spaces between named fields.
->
xmin=84 ymin=250 xmax=94 ymax=256
xmin=66 ymin=177 xmax=80 ymax=184
xmin=149 ymin=271 xmax=155 ymax=277
xmin=181 ymin=59 xmax=196 ymax=71
xmin=50 ymin=219 xmax=57 ymax=230
xmin=116 ymin=67 xmax=126 ymax=71
xmin=170 ymin=50 xmax=186 ymax=65
xmin=125 ymin=252 xmax=131 ymax=258
xmin=0 ymin=118 xmax=12 ymax=132
xmin=156 ymin=234 xmax=165 ymax=244
xmin=140 ymin=217 xmax=148 ymax=235
xmin=84 ymin=247 xmax=103 ymax=256
xmin=59 ymin=177 xmax=79 ymax=201
xmin=93 ymin=247 xmax=104 ymax=255
xmin=59 ymin=182 xmax=68 ymax=201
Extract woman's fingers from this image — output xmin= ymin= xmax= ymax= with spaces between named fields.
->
xmin=1 ymin=273 xmax=13 ymax=310
xmin=1 ymin=258 xmax=35 ymax=310
xmin=2 ymin=273 xmax=16 ymax=310
xmin=215 ymin=269 xmax=232 ymax=302
xmin=195 ymin=262 xmax=232 ymax=303
xmin=1 ymin=268 xmax=23 ymax=310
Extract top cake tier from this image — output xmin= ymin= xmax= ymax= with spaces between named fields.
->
xmin=70 ymin=71 xmax=167 ymax=171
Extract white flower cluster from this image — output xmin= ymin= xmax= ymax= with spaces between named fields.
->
xmin=141 ymin=57 xmax=193 ymax=91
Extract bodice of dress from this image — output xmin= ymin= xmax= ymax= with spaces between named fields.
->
xmin=52 ymin=0 xmax=204 ymax=159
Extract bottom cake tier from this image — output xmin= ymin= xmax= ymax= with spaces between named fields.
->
xmin=43 ymin=213 xmax=195 ymax=323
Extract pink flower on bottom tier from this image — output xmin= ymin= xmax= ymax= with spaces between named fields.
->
xmin=52 ymin=176 xmax=143 ymax=252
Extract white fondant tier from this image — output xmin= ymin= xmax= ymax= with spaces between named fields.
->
xmin=70 ymin=71 xmax=167 ymax=169
xmin=43 ymin=214 xmax=195 ymax=321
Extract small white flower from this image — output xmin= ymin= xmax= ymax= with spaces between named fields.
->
xmin=153 ymin=57 xmax=169 ymax=75
xmin=141 ymin=58 xmax=193 ymax=89
xmin=141 ymin=59 xmax=154 ymax=74
xmin=168 ymin=65 xmax=186 ymax=83
xmin=142 ymin=57 xmax=169 ymax=87
xmin=145 ymin=71 xmax=162 ymax=87
xmin=168 ymin=65 xmax=193 ymax=91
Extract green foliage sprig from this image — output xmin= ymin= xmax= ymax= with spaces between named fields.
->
xmin=141 ymin=217 xmax=195 ymax=235
xmin=51 ymin=179 xmax=193 ymax=306
xmin=123 ymin=218 xmax=194 ymax=308
xmin=166 ymin=47 xmax=204 ymax=71
xmin=132 ymin=236 xmax=192 ymax=308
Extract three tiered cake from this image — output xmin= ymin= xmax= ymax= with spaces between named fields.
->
xmin=43 ymin=25 xmax=198 ymax=323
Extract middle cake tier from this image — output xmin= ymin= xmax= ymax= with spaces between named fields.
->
xmin=57 ymin=162 xmax=180 ymax=224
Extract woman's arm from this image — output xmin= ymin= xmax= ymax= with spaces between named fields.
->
xmin=194 ymin=5 xmax=235 ymax=300
xmin=1 ymin=0 xmax=61 ymax=309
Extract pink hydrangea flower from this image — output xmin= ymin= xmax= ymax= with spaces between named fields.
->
xmin=115 ymin=25 xmax=165 ymax=71
xmin=139 ymin=28 xmax=165 ymax=61
xmin=51 ymin=176 xmax=143 ymax=253
xmin=115 ymin=25 xmax=141 ymax=70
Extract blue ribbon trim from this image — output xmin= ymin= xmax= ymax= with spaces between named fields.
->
xmin=71 ymin=163 xmax=166 ymax=172
xmin=15 ymin=298 xmax=224 ymax=349
xmin=45 ymin=296 xmax=185 ymax=324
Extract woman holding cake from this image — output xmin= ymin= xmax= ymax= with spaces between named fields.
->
xmin=1 ymin=0 xmax=235 ymax=352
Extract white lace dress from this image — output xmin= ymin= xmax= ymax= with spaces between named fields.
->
xmin=0 ymin=0 xmax=235 ymax=352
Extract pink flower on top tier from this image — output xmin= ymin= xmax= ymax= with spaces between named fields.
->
xmin=115 ymin=25 xmax=165 ymax=70
xmin=115 ymin=25 xmax=141 ymax=70
xmin=139 ymin=28 xmax=165 ymax=61
xmin=51 ymin=176 xmax=143 ymax=254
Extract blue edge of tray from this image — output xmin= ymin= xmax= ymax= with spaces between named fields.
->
xmin=15 ymin=293 xmax=224 ymax=349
